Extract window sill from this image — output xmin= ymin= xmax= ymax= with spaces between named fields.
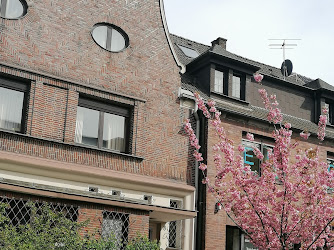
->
xmin=0 ymin=128 xmax=144 ymax=161
xmin=211 ymin=91 xmax=250 ymax=105
xmin=74 ymin=143 xmax=143 ymax=160
xmin=326 ymin=123 xmax=334 ymax=129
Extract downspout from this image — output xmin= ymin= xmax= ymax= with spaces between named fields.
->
xmin=178 ymin=87 xmax=199 ymax=250
xmin=193 ymin=106 xmax=200 ymax=250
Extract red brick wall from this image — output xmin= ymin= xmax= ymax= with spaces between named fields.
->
xmin=0 ymin=0 xmax=193 ymax=183
xmin=128 ymin=213 xmax=150 ymax=239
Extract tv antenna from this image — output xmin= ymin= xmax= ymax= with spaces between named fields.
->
xmin=269 ymin=39 xmax=301 ymax=80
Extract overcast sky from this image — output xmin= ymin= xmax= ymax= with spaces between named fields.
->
xmin=164 ymin=0 xmax=334 ymax=86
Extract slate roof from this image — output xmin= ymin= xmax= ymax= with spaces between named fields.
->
xmin=304 ymin=78 xmax=334 ymax=92
xmin=173 ymin=34 xmax=334 ymax=140
xmin=170 ymin=34 xmax=313 ymax=87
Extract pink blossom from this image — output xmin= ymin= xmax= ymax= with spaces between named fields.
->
xmin=252 ymin=146 xmax=264 ymax=160
xmin=199 ymin=163 xmax=207 ymax=171
xmin=253 ymin=73 xmax=264 ymax=83
xmin=300 ymin=131 xmax=310 ymax=140
xmin=322 ymin=106 xmax=329 ymax=114
xmin=238 ymin=145 xmax=245 ymax=152
xmin=317 ymin=113 xmax=327 ymax=141
xmin=186 ymin=89 xmax=333 ymax=250
xmin=246 ymin=133 xmax=254 ymax=141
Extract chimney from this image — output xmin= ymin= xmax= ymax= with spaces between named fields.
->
xmin=211 ymin=37 xmax=227 ymax=50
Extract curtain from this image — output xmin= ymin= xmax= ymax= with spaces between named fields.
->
xmin=103 ymin=113 xmax=125 ymax=152
xmin=0 ymin=87 xmax=24 ymax=132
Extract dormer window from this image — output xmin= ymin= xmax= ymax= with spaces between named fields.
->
xmin=325 ymin=102 xmax=333 ymax=125
xmin=213 ymin=69 xmax=246 ymax=101
xmin=0 ymin=0 xmax=28 ymax=19
xmin=232 ymin=75 xmax=241 ymax=99
xmin=214 ymin=70 xmax=226 ymax=94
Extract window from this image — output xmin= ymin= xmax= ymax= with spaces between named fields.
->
xmin=232 ymin=74 xmax=246 ymax=100
xmin=214 ymin=70 xmax=226 ymax=94
xmin=0 ymin=0 xmax=27 ymax=19
xmin=91 ymin=23 xmax=129 ymax=52
xmin=226 ymin=226 xmax=258 ymax=250
xmin=232 ymin=75 xmax=241 ymax=99
xmin=0 ymin=197 xmax=78 ymax=227
xmin=328 ymin=157 xmax=334 ymax=172
xmin=327 ymin=156 xmax=334 ymax=193
xmin=0 ymin=77 xmax=28 ymax=133
xmin=177 ymin=44 xmax=199 ymax=58
xmin=325 ymin=102 xmax=333 ymax=125
xmin=74 ymin=98 xmax=131 ymax=153
xmin=243 ymin=139 xmax=272 ymax=175
xmin=169 ymin=200 xmax=183 ymax=249
xmin=102 ymin=211 xmax=129 ymax=249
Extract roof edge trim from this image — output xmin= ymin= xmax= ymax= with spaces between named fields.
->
xmin=159 ymin=0 xmax=186 ymax=73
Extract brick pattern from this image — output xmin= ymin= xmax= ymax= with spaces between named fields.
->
xmin=128 ymin=213 xmax=149 ymax=239
xmin=248 ymin=79 xmax=314 ymax=121
xmin=0 ymin=0 xmax=194 ymax=183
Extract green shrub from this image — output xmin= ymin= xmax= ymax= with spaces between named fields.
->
xmin=0 ymin=202 xmax=117 ymax=250
xmin=126 ymin=233 xmax=160 ymax=250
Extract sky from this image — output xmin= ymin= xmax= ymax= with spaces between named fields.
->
xmin=164 ymin=0 xmax=334 ymax=85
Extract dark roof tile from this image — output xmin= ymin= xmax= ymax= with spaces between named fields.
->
xmin=171 ymin=34 xmax=313 ymax=86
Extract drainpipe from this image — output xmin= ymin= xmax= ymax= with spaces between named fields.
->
xmin=192 ymin=106 xmax=200 ymax=250
xmin=178 ymin=87 xmax=201 ymax=250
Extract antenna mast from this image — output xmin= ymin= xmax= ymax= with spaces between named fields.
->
xmin=269 ymin=39 xmax=301 ymax=80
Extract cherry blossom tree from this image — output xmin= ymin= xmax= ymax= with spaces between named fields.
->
xmin=185 ymin=74 xmax=334 ymax=249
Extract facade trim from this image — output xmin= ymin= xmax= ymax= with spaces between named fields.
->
xmin=0 ymin=151 xmax=195 ymax=195
xmin=0 ymin=182 xmax=196 ymax=221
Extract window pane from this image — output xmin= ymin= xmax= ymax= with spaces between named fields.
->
xmin=2 ymin=0 xmax=24 ymax=19
xmin=243 ymin=142 xmax=260 ymax=174
xmin=75 ymin=106 xmax=99 ymax=146
xmin=214 ymin=70 xmax=224 ymax=93
xmin=232 ymin=75 xmax=241 ymax=99
xmin=0 ymin=87 xmax=24 ymax=132
xmin=226 ymin=227 xmax=240 ymax=250
xmin=177 ymin=45 xmax=199 ymax=58
xmin=110 ymin=29 xmax=125 ymax=52
xmin=263 ymin=145 xmax=272 ymax=161
xmin=328 ymin=158 xmax=334 ymax=172
xmin=92 ymin=26 xmax=108 ymax=49
xmin=103 ymin=113 xmax=125 ymax=152
xmin=102 ymin=212 xmax=128 ymax=249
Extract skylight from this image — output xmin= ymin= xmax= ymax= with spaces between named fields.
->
xmin=177 ymin=44 xmax=199 ymax=58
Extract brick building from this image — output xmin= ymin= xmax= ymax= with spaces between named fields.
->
xmin=171 ymin=34 xmax=334 ymax=249
xmin=0 ymin=0 xmax=197 ymax=249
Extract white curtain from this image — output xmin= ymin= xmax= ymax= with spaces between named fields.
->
xmin=74 ymin=109 xmax=83 ymax=143
xmin=103 ymin=114 xmax=125 ymax=152
xmin=0 ymin=87 xmax=23 ymax=132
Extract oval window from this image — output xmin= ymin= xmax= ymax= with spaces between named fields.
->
xmin=0 ymin=0 xmax=27 ymax=19
xmin=92 ymin=24 xmax=129 ymax=52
